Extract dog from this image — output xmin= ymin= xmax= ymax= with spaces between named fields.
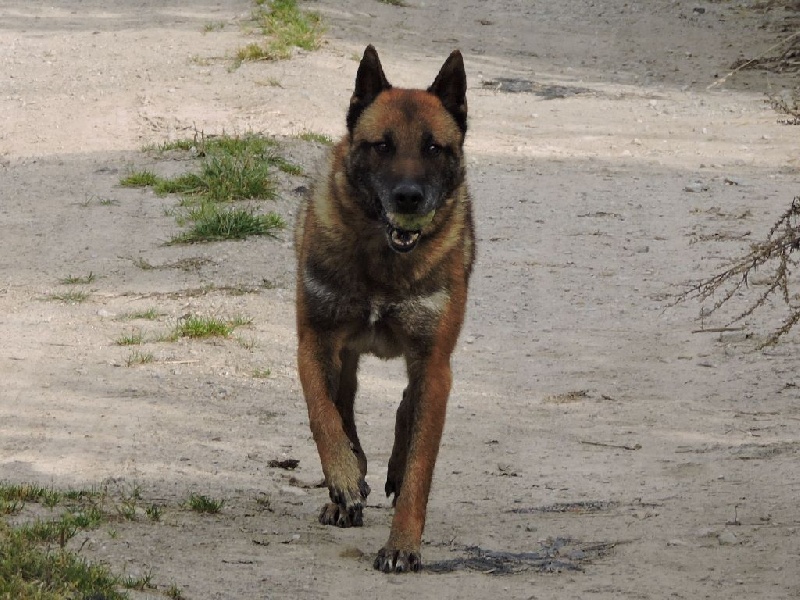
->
xmin=294 ymin=45 xmax=474 ymax=573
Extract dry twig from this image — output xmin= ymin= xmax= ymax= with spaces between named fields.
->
xmin=674 ymin=196 xmax=800 ymax=346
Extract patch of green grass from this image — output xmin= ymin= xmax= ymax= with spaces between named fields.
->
xmin=116 ymin=498 xmax=138 ymax=521
xmin=252 ymin=368 xmax=272 ymax=378
xmin=203 ymin=21 xmax=225 ymax=32
xmin=297 ymin=130 xmax=334 ymax=145
xmin=116 ymin=330 xmax=144 ymax=346
xmin=59 ymin=272 xmax=96 ymax=285
xmin=120 ymin=169 xmax=160 ymax=188
xmin=0 ymin=483 xmax=61 ymax=506
xmin=185 ymin=151 xmax=276 ymax=201
xmin=272 ymin=156 xmax=304 ymax=175
xmin=235 ymin=42 xmax=274 ymax=62
xmin=187 ymin=494 xmax=224 ymax=514
xmin=171 ymin=314 xmax=251 ymax=340
xmin=119 ymin=308 xmax=163 ymax=321
xmin=172 ymin=204 xmax=285 ymax=244
xmin=46 ymin=290 xmax=90 ymax=304
xmin=145 ymin=504 xmax=162 ymax=522
xmin=149 ymin=131 xmax=277 ymax=159
xmin=236 ymin=0 xmax=324 ymax=64
xmin=128 ymin=132 xmax=291 ymax=245
xmin=0 ymin=483 xmax=177 ymax=599
xmin=166 ymin=583 xmax=186 ymax=599
xmin=125 ymin=350 xmax=154 ymax=367
xmin=121 ymin=571 xmax=153 ymax=591
xmin=0 ymin=522 xmax=126 ymax=600
xmin=17 ymin=507 xmax=105 ymax=546
xmin=130 ymin=133 xmax=283 ymax=203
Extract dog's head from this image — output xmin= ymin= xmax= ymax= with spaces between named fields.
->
xmin=344 ymin=45 xmax=468 ymax=253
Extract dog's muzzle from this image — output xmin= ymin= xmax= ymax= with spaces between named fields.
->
xmin=384 ymin=211 xmax=436 ymax=253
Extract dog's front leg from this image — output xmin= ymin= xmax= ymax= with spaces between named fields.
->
xmin=374 ymin=352 xmax=452 ymax=572
xmin=297 ymin=329 xmax=370 ymax=527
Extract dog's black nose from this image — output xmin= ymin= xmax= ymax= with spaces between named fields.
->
xmin=392 ymin=183 xmax=424 ymax=213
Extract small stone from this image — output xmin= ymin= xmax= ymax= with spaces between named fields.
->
xmin=683 ymin=182 xmax=708 ymax=193
xmin=718 ymin=530 xmax=739 ymax=545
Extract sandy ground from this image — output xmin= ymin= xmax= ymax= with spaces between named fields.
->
xmin=2 ymin=1 xmax=800 ymax=598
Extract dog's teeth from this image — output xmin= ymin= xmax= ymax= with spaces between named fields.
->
xmin=390 ymin=229 xmax=421 ymax=249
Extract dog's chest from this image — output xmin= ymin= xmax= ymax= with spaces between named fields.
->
xmin=303 ymin=268 xmax=448 ymax=356
xmin=351 ymin=291 xmax=448 ymax=357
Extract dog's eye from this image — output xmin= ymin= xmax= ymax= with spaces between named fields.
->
xmin=425 ymin=143 xmax=442 ymax=156
xmin=373 ymin=141 xmax=392 ymax=155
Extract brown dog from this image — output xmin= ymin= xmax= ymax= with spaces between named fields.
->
xmin=294 ymin=45 xmax=474 ymax=573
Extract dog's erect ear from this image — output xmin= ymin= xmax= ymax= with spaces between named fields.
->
xmin=347 ymin=45 xmax=392 ymax=134
xmin=428 ymin=50 xmax=468 ymax=135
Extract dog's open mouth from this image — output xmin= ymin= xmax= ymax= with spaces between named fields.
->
xmin=386 ymin=225 xmax=421 ymax=253
xmin=383 ymin=210 xmax=435 ymax=253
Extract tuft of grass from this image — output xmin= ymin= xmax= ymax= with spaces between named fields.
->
xmin=47 ymin=290 xmax=89 ymax=304
xmin=0 ymin=483 xmax=168 ymax=599
xmin=187 ymin=493 xmax=224 ymax=514
xmin=297 ymin=130 xmax=334 ymax=145
xmin=59 ymin=272 xmax=95 ymax=285
xmin=116 ymin=330 xmax=144 ymax=346
xmin=145 ymin=504 xmax=162 ymax=522
xmin=126 ymin=350 xmax=154 ymax=367
xmin=0 ymin=522 xmax=126 ymax=600
xmin=236 ymin=42 xmax=274 ymax=62
xmin=273 ymin=156 xmax=304 ymax=175
xmin=236 ymin=0 xmax=324 ymax=64
xmin=166 ymin=583 xmax=186 ymax=599
xmin=252 ymin=368 xmax=272 ymax=378
xmin=128 ymin=132 xmax=290 ymax=244
xmin=0 ymin=483 xmax=61 ymax=507
xmin=131 ymin=133 xmax=283 ymax=203
xmin=171 ymin=204 xmax=285 ymax=244
xmin=119 ymin=308 xmax=163 ymax=321
xmin=148 ymin=131 xmax=277 ymax=159
xmin=257 ymin=77 xmax=284 ymax=88
xmin=171 ymin=314 xmax=251 ymax=340
xmin=145 ymin=138 xmax=197 ymax=153
xmin=120 ymin=169 xmax=160 ymax=188
xmin=203 ymin=21 xmax=225 ymax=32
xmin=132 ymin=257 xmax=156 ymax=270
xmin=377 ymin=0 xmax=409 ymax=5
xmin=121 ymin=571 xmax=153 ymax=591
xmin=16 ymin=506 xmax=105 ymax=547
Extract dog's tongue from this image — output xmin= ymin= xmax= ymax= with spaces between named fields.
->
xmin=389 ymin=227 xmax=420 ymax=253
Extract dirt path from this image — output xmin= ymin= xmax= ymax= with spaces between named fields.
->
xmin=2 ymin=1 xmax=799 ymax=598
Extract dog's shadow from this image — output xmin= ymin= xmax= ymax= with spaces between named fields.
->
xmin=424 ymin=537 xmax=616 ymax=575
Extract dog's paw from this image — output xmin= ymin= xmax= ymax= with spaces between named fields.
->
xmin=318 ymin=478 xmax=370 ymax=528
xmin=318 ymin=501 xmax=363 ymax=527
xmin=373 ymin=546 xmax=422 ymax=573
